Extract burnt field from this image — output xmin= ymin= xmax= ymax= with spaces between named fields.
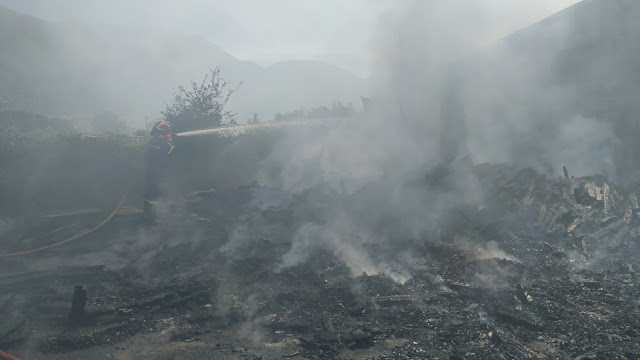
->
xmin=1 ymin=163 xmax=640 ymax=359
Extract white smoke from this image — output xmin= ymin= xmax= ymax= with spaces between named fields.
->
xmin=255 ymin=0 xmax=623 ymax=283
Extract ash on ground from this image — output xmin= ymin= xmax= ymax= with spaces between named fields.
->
xmin=1 ymin=164 xmax=640 ymax=359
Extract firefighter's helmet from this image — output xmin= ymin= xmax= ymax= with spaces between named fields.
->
xmin=151 ymin=120 xmax=171 ymax=135
xmin=154 ymin=120 xmax=171 ymax=132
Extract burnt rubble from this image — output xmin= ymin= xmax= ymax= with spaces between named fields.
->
xmin=67 ymin=285 xmax=88 ymax=324
xmin=1 ymin=164 xmax=640 ymax=359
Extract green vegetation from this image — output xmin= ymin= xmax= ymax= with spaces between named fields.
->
xmin=0 ymin=110 xmax=146 ymax=216
xmin=0 ymin=55 xmax=362 ymax=218
xmin=273 ymin=101 xmax=354 ymax=122
xmin=162 ymin=67 xmax=241 ymax=132
xmin=0 ymin=107 xmax=282 ymax=217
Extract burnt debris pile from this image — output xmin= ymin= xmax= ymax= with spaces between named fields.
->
xmin=1 ymin=163 xmax=640 ymax=359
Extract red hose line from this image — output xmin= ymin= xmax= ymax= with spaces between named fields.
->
xmin=0 ymin=161 xmax=142 ymax=259
xmin=0 ymin=350 xmax=21 ymax=360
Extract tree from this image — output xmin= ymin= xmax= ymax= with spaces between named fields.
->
xmin=247 ymin=113 xmax=260 ymax=125
xmin=162 ymin=67 xmax=241 ymax=132
xmin=273 ymin=108 xmax=306 ymax=123
xmin=307 ymin=102 xmax=354 ymax=118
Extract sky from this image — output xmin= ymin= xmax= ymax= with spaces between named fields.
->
xmin=0 ymin=0 xmax=582 ymax=78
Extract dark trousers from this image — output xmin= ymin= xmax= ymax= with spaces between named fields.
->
xmin=144 ymin=158 xmax=166 ymax=221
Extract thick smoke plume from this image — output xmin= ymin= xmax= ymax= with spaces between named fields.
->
xmin=246 ymin=0 xmax=620 ymax=282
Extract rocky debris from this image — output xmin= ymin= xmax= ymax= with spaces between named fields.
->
xmin=1 ymin=164 xmax=640 ymax=359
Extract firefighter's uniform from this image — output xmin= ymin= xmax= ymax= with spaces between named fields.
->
xmin=144 ymin=121 xmax=175 ymax=222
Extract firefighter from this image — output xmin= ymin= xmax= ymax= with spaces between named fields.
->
xmin=144 ymin=120 xmax=175 ymax=222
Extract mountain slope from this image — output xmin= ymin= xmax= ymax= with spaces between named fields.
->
xmin=0 ymin=5 xmax=366 ymax=123
xmin=446 ymin=0 xmax=640 ymax=177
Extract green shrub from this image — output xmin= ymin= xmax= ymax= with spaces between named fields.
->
xmin=162 ymin=67 xmax=241 ymax=132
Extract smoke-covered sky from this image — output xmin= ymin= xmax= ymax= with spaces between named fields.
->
xmin=0 ymin=0 xmax=581 ymax=77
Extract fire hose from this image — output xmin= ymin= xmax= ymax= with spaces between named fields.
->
xmin=0 ymin=153 xmax=147 ymax=360
xmin=0 ymin=122 xmax=327 ymax=359
xmin=0 ymin=118 xmax=346 ymax=259
xmin=0 ymin=158 xmax=142 ymax=259
xmin=0 ymin=118 xmax=333 ymax=258
xmin=0 ymin=350 xmax=20 ymax=360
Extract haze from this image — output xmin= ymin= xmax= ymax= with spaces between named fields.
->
xmin=0 ymin=0 xmax=581 ymax=77
xmin=6 ymin=0 xmax=640 ymax=358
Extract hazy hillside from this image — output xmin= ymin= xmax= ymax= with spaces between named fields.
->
xmin=0 ymin=5 xmax=366 ymax=125
xmin=446 ymin=0 xmax=640 ymax=177
xmin=477 ymin=0 xmax=640 ymax=111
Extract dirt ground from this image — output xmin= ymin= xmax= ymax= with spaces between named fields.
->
xmin=1 ymin=164 xmax=640 ymax=359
